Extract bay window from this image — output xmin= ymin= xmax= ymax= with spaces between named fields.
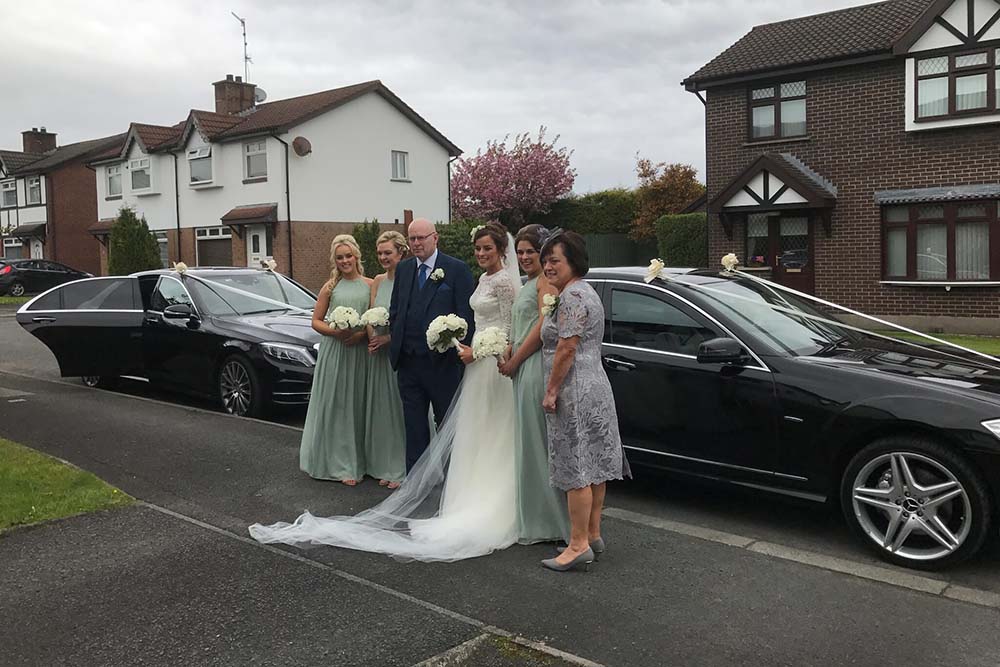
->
xmin=749 ymin=80 xmax=807 ymax=140
xmin=882 ymin=201 xmax=995 ymax=281
xmin=916 ymin=49 xmax=998 ymax=120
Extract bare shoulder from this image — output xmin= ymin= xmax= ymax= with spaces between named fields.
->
xmin=321 ymin=279 xmax=335 ymax=294
xmin=363 ymin=276 xmax=375 ymax=286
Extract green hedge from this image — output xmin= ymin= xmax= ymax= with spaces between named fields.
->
xmin=530 ymin=188 xmax=636 ymax=235
xmin=437 ymin=219 xmax=483 ymax=276
xmin=655 ymin=213 xmax=707 ymax=268
xmin=351 ymin=219 xmax=381 ymax=277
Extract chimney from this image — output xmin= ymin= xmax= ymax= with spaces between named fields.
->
xmin=22 ymin=127 xmax=57 ymax=154
xmin=213 ymin=74 xmax=257 ymax=115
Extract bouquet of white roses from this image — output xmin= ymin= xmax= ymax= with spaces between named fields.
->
xmin=426 ymin=314 xmax=469 ymax=353
xmin=472 ymin=326 xmax=508 ymax=360
xmin=360 ymin=306 xmax=390 ymax=328
xmin=326 ymin=306 xmax=361 ymax=330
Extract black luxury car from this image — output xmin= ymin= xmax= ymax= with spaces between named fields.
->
xmin=0 ymin=259 xmax=92 ymax=296
xmin=585 ymin=267 xmax=1000 ymax=569
xmin=17 ymin=267 xmax=321 ymax=418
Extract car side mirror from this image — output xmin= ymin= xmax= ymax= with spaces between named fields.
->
xmin=697 ymin=337 xmax=746 ymax=365
xmin=163 ymin=303 xmax=194 ymax=320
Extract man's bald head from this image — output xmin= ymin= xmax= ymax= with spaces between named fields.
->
xmin=407 ymin=218 xmax=439 ymax=261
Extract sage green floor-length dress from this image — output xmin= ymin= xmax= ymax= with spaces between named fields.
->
xmin=364 ymin=276 xmax=406 ymax=483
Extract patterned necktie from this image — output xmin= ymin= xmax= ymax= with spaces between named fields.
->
xmin=418 ymin=263 xmax=429 ymax=288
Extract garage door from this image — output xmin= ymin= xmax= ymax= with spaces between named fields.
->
xmin=197 ymin=238 xmax=233 ymax=267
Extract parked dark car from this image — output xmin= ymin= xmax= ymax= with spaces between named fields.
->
xmin=587 ymin=267 xmax=1000 ymax=570
xmin=1 ymin=259 xmax=92 ymax=297
xmin=17 ymin=267 xmax=320 ymax=418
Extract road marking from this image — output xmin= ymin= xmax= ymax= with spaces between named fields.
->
xmin=140 ymin=501 xmax=606 ymax=667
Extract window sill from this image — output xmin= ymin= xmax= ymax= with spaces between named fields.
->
xmin=390 ymin=178 xmax=412 ymax=183
xmin=243 ymin=177 xmax=268 ymax=185
xmin=741 ymin=266 xmax=772 ymax=272
xmin=742 ymin=135 xmax=811 ymax=147
xmin=190 ymin=183 xmax=222 ymax=190
xmin=134 ymin=190 xmax=160 ymax=198
xmin=881 ymin=280 xmax=1000 ymax=288
xmin=105 ymin=195 xmax=123 ymax=201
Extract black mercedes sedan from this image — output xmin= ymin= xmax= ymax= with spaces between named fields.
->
xmin=1 ymin=259 xmax=91 ymax=296
xmin=587 ymin=267 xmax=1000 ymax=570
xmin=17 ymin=267 xmax=320 ymax=418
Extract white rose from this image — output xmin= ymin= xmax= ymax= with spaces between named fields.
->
xmin=721 ymin=253 xmax=740 ymax=273
xmin=644 ymin=258 xmax=666 ymax=284
xmin=431 ymin=268 xmax=445 ymax=282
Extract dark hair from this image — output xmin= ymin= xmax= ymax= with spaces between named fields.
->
xmin=540 ymin=230 xmax=589 ymax=277
xmin=473 ymin=221 xmax=509 ymax=254
xmin=514 ymin=224 xmax=549 ymax=252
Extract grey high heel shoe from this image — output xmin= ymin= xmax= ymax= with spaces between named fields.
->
xmin=557 ymin=537 xmax=605 ymax=560
xmin=541 ymin=547 xmax=595 ymax=572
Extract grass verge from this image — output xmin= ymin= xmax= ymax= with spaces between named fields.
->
xmin=0 ymin=438 xmax=133 ymax=532
xmin=0 ymin=296 xmax=29 ymax=306
xmin=879 ymin=331 xmax=1000 ymax=357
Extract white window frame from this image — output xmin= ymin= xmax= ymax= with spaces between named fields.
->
xmin=26 ymin=176 xmax=41 ymax=205
xmin=3 ymin=238 xmax=22 ymax=248
xmin=195 ymin=226 xmax=233 ymax=240
xmin=1 ymin=180 xmax=16 ymax=208
xmin=106 ymin=165 xmax=122 ymax=197
xmin=130 ymin=158 xmax=151 ymax=191
xmin=244 ymin=141 xmax=267 ymax=180
xmin=391 ymin=150 xmax=409 ymax=181
xmin=187 ymin=146 xmax=213 ymax=185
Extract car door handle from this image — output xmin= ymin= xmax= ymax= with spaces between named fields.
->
xmin=144 ymin=315 xmax=161 ymax=324
xmin=604 ymin=356 xmax=636 ymax=371
xmin=31 ymin=316 xmax=56 ymax=323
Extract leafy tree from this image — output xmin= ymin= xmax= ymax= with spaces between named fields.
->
xmin=436 ymin=219 xmax=482 ymax=277
xmin=451 ymin=127 xmax=576 ymax=230
xmin=351 ymin=218 xmax=381 ymax=277
xmin=108 ymin=207 xmax=161 ymax=275
xmin=631 ymin=157 xmax=705 ymax=240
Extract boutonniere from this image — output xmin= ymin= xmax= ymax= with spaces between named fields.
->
xmin=721 ymin=253 xmax=740 ymax=274
xmin=430 ymin=268 xmax=445 ymax=282
xmin=541 ymin=293 xmax=559 ymax=318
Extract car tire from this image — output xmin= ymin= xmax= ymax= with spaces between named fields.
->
xmin=841 ymin=435 xmax=992 ymax=570
xmin=8 ymin=281 xmax=25 ymax=297
xmin=218 ymin=354 xmax=266 ymax=418
xmin=81 ymin=376 xmax=119 ymax=389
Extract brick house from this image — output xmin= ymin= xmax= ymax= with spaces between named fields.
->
xmin=89 ymin=76 xmax=461 ymax=291
xmin=684 ymin=0 xmax=1000 ymax=333
xmin=0 ymin=129 xmax=123 ymax=274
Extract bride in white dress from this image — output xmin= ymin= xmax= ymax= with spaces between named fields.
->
xmin=249 ymin=224 xmax=522 ymax=562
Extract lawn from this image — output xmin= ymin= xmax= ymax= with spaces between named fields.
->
xmin=880 ymin=331 xmax=1000 ymax=357
xmin=0 ymin=438 xmax=133 ymax=532
xmin=0 ymin=296 xmax=29 ymax=306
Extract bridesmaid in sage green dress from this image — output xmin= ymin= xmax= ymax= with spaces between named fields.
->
xmin=299 ymin=234 xmax=373 ymax=485
xmin=364 ymin=231 xmax=408 ymax=488
xmin=501 ymin=224 xmax=570 ymax=543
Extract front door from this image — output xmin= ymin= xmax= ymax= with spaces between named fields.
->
xmin=746 ymin=213 xmax=815 ymax=294
xmin=246 ymin=224 xmax=273 ymax=268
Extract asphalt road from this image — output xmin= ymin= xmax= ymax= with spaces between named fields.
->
xmin=3 ymin=308 xmax=1000 ymax=665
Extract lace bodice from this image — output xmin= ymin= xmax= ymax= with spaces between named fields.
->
xmin=469 ymin=269 xmax=517 ymax=337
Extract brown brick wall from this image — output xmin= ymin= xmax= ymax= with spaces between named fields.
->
xmin=46 ymin=162 xmax=103 ymax=275
xmin=704 ymin=58 xmax=1000 ymax=321
xmin=290 ymin=220 xmax=406 ymax=292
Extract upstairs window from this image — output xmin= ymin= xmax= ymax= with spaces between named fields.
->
xmin=2 ymin=180 xmax=16 ymax=207
xmin=106 ymin=165 xmax=122 ymax=197
xmin=391 ymin=150 xmax=409 ymax=180
xmin=916 ymin=49 xmax=997 ymax=120
xmin=130 ymin=158 xmax=151 ymax=191
xmin=245 ymin=141 xmax=267 ymax=179
xmin=26 ymin=176 xmax=41 ymax=205
xmin=188 ymin=146 xmax=212 ymax=184
xmin=882 ymin=201 xmax=995 ymax=281
xmin=749 ymin=81 xmax=806 ymax=140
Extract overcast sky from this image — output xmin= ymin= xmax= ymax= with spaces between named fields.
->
xmin=1 ymin=0 xmax=873 ymax=193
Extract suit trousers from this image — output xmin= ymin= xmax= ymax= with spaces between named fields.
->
xmin=396 ymin=352 xmax=464 ymax=471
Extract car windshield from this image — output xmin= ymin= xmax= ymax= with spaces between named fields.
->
xmin=185 ymin=272 xmax=315 ymax=316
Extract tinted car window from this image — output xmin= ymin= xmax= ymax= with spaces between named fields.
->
xmin=150 ymin=277 xmax=194 ymax=312
xmin=186 ymin=272 xmax=315 ymax=315
xmin=610 ymin=288 xmax=718 ymax=356
xmin=26 ymin=290 xmax=61 ymax=311
xmin=61 ymin=279 xmax=135 ymax=310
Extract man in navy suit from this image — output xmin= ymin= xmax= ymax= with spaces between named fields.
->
xmin=389 ymin=218 xmax=476 ymax=471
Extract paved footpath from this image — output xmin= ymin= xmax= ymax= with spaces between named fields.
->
xmin=2 ymin=371 xmax=1000 ymax=666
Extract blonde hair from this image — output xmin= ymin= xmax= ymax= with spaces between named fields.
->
xmin=328 ymin=234 xmax=365 ymax=289
xmin=376 ymin=230 xmax=409 ymax=259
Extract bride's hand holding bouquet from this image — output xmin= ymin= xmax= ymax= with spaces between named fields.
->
xmin=426 ymin=313 xmax=470 ymax=362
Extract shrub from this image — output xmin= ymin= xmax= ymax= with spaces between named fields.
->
xmin=351 ymin=219 xmax=381 ymax=277
xmin=655 ymin=213 xmax=707 ymax=268
xmin=436 ymin=219 xmax=483 ymax=276
xmin=530 ymin=188 xmax=637 ymax=235
xmin=108 ymin=207 xmax=161 ymax=275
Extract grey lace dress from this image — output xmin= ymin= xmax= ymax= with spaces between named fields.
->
xmin=541 ymin=280 xmax=630 ymax=491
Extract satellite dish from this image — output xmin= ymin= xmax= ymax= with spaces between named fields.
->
xmin=292 ymin=136 xmax=312 ymax=157
xmin=254 ymin=87 xmax=268 ymax=104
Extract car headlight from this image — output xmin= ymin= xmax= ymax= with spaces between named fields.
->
xmin=261 ymin=342 xmax=315 ymax=367
xmin=981 ymin=419 xmax=1000 ymax=440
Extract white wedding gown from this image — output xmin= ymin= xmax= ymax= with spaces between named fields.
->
xmin=249 ymin=267 xmax=521 ymax=562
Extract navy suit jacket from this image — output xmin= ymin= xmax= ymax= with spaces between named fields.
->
xmin=389 ymin=252 xmax=476 ymax=370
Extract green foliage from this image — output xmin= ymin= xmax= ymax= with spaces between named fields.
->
xmin=351 ymin=218 xmax=382 ymax=277
xmin=530 ymin=189 xmax=637 ymax=235
xmin=655 ymin=213 xmax=707 ymax=268
xmin=108 ymin=207 xmax=161 ymax=276
xmin=436 ymin=219 xmax=483 ymax=276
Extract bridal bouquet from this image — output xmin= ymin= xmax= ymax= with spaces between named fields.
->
xmin=360 ymin=306 xmax=390 ymax=328
xmin=472 ymin=326 xmax=508 ymax=360
xmin=426 ymin=314 xmax=468 ymax=353
xmin=326 ymin=306 xmax=361 ymax=330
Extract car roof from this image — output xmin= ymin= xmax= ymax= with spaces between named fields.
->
xmin=130 ymin=266 xmax=269 ymax=277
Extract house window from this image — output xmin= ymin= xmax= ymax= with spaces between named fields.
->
xmin=1 ymin=180 xmax=16 ymax=208
xmin=916 ymin=49 xmax=997 ymax=120
xmin=188 ymin=147 xmax=212 ymax=184
xmin=26 ymin=177 xmax=41 ymax=205
xmin=882 ymin=201 xmax=994 ymax=281
xmin=130 ymin=158 xmax=151 ymax=190
xmin=745 ymin=214 xmax=770 ymax=268
xmin=391 ymin=150 xmax=409 ymax=180
xmin=749 ymin=81 xmax=806 ymax=140
xmin=107 ymin=165 xmax=122 ymax=196
xmin=155 ymin=231 xmax=169 ymax=268
xmin=245 ymin=141 xmax=267 ymax=179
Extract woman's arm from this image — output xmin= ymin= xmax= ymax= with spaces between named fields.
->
xmin=367 ymin=275 xmax=391 ymax=354
xmin=501 ymin=276 xmax=556 ymax=376
xmin=542 ymin=336 xmax=579 ymax=413
xmin=311 ymin=281 xmax=345 ymax=338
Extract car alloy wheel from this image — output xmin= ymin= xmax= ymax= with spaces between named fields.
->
xmin=81 ymin=376 xmax=101 ymax=388
xmin=9 ymin=282 xmax=25 ymax=297
xmin=219 ymin=356 xmax=258 ymax=417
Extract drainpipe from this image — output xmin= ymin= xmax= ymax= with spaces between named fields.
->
xmin=46 ymin=172 xmax=55 ymax=260
xmin=447 ymin=155 xmax=459 ymax=223
xmin=688 ymin=84 xmax=709 ymax=266
xmin=272 ymin=134 xmax=293 ymax=278
xmin=171 ymin=153 xmax=182 ymax=262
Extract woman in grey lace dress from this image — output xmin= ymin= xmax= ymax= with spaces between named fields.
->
xmin=540 ymin=231 xmax=630 ymax=572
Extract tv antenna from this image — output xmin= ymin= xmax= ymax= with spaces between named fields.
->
xmin=231 ymin=12 xmax=252 ymax=82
